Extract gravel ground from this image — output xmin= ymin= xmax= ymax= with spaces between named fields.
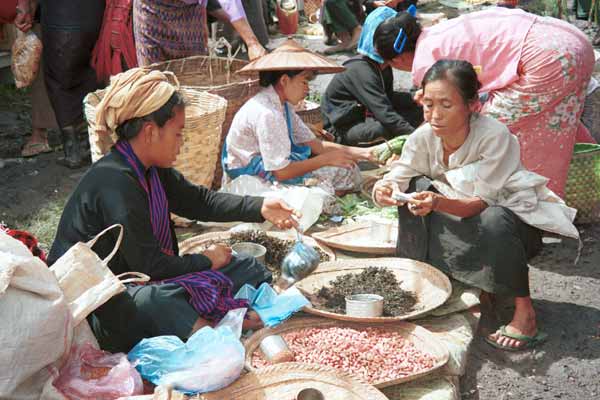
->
xmin=1 ymin=6 xmax=599 ymax=398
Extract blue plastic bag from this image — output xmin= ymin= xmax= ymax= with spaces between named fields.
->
xmin=235 ymin=282 xmax=310 ymax=327
xmin=127 ymin=308 xmax=246 ymax=394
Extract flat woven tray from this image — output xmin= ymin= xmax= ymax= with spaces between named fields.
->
xmin=243 ymin=317 xmax=449 ymax=389
xmin=296 ymin=258 xmax=452 ymax=322
xmin=311 ymin=222 xmax=396 ymax=255
xmin=178 ymin=231 xmax=336 ymax=261
xmin=199 ymin=362 xmax=387 ymax=400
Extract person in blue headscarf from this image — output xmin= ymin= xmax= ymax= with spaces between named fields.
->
xmin=321 ymin=6 xmax=423 ymax=146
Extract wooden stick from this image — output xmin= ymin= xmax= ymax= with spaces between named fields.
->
xmin=590 ymin=0 xmax=598 ymax=24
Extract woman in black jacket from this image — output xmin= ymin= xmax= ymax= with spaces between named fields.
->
xmin=321 ymin=6 xmax=422 ymax=145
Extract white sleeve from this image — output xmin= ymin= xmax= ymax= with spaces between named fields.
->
xmin=466 ymin=125 xmax=521 ymax=205
xmin=372 ymin=128 xmax=432 ymax=206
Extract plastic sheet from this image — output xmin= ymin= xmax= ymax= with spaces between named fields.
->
xmin=128 ymin=308 xmax=247 ymax=394
xmin=53 ymin=343 xmax=143 ymax=400
xmin=11 ymin=30 xmax=42 ymax=88
xmin=235 ymin=283 xmax=310 ymax=327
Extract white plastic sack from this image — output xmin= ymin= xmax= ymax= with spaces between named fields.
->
xmin=0 ymin=231 xmax=73 ymax=400
xmin=220 ymin=175 xmax=330 ymax=231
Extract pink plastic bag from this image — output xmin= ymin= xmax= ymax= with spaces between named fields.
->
xmin=53 ymin=343 xmax=143 ymax=400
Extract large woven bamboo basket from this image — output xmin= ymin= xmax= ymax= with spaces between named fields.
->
xmin=581 ymin=86 xmax=600 ymax=144
xmin=295 ymin=258 xmax=452 ymax=322
xmin=199 ymin=362 xmax=387 ymax=400
xmin=147 ymin=55 xmax=259 ymax=189
xmin=296 ymin=100 xmax=323 ymax=128
xmin=565 ymin=143 xmax=600 ymax=223
xmin=303 ymin=0 xmax=322 ymax=19
xmin=83 ymin=87 xmax=227 ymax=188
xmin=244 ymin=316 xmax=450 ymax=388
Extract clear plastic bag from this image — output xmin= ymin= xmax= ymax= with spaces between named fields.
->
xmin=220 ymin=175 xmax=330 ymax=232
xmin=128 ymin=308 xmax=247 ymax=394
xmin=53 ymin=342 xmax=143 ymax=400
xmin=11 ymin=30 xmax=42 ymax=88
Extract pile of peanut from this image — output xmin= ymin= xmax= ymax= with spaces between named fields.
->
xmin=252 ymin=326 xmax=436 ymax=384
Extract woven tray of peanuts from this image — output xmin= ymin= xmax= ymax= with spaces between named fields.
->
xmin=244 ymin=317 xmax=450 ymax=389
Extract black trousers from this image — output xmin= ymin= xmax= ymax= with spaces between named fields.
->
xmin=89 ymin=254 xmax=271 ymax=353
xmin=396 ymin=177 xmax=542 ymax=297
xmin=42 ymin=28 xmax=102 ymax=129
xmin=335 ymin=92 xmax=423 ymax=146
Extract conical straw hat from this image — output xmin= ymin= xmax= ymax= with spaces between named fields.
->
xmin=238 ymin=38 xmax=345 ymax=75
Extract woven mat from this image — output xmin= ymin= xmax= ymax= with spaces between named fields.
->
xmin=379 ymin=284 xmax=480 ymax=400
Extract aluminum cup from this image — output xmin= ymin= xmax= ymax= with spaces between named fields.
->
xmin=259 ymin=335 xmax=293 ymax=363
xmin=345 ymin=293 xmax=384 ymax=318
xmin=231 ymin=242 xmax=267 ymax=264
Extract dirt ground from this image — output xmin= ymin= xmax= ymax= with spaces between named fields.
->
xmin=1 ymin=4 xmax=600 ymax=399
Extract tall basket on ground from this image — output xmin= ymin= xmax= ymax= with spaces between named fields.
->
xmin=84 ymin=87 xmax=227 ymax=189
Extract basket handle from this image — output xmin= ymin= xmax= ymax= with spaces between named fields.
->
xmin=86 ymin=224 xmax=124 ymax=265
xmin=117 ymin=271 xmax=151 ymax=284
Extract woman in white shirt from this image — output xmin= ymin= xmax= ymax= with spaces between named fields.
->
xmin=222 ymin=39 xmax=377 ymax=196
xmin=374 ymin=59 xmax=578 ymax=351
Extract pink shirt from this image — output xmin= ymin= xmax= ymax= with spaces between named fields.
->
xmin=412 ymin=8 xmax=537 ymax=92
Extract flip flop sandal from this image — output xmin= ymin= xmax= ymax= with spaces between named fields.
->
xmin=21 ymin=142 xmax=52 ymax=158
xmin=484 ymin=325 xmax=548 ymax=352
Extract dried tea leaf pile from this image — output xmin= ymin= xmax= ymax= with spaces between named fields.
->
xmin=200 ymin=230 xmax=329 ymax=272
xmin=316 ymin=267 xmax=418 ymax=317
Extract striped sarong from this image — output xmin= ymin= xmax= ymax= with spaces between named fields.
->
xmin=133 ymin=0 xmax=208 ymax=66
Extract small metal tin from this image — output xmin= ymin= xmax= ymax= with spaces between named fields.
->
xmin=259 ymin=335 xmax=294 ymax=363
xmin=296 ymin=388 xmax=325 ymax=400
xmin=231 ymin=242 xmax=267 ymax=264
xmin=345 ymin=293 xmax=384 ymax=318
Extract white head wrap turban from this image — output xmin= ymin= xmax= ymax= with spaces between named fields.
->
xmin=95 ymin=68 xmax=181 ymax=132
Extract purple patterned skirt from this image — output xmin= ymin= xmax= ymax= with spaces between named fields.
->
xmin=133 ymin=0 xmax=208 ymax=66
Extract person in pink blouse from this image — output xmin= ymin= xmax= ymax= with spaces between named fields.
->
xmin=370 ymin=6 xmax=595 ymax=198
xmin=133 ymin=0 xmax=267 ymax=66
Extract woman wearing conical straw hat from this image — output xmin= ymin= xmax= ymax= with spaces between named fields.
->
xmin=222 ymin=39 xmax=377 ymax=198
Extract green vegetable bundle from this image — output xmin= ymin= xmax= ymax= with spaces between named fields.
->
xmin=336 ymin=193 xmax=398 ymax=220
xmin=372 ymin=135 xmax=409 ymax=163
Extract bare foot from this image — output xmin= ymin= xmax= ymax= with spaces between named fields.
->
xmin=345 ymin=25 xmax=362 ymax=50
xmin=324 ymin=31 xmax=351 ymax=54
xmin=22 ymin=128 xmax=51 ymax=157
xmin=486 ymin=296 xmax=537 ymax=350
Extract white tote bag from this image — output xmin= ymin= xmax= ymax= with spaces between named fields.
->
xmin=50 ymin=224 xmax=150 ymax=325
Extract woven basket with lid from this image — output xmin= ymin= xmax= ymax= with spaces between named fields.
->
xmin=84 ymin=87 xmax=227 ymax=189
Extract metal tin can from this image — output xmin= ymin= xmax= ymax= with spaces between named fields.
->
xmin=231 ymin=242 xmax=267 ymax=264
xmin=345 ymin=293 xmax=384 ymax=318
xmin=259 ymin=335 xmax=295 ymax=363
